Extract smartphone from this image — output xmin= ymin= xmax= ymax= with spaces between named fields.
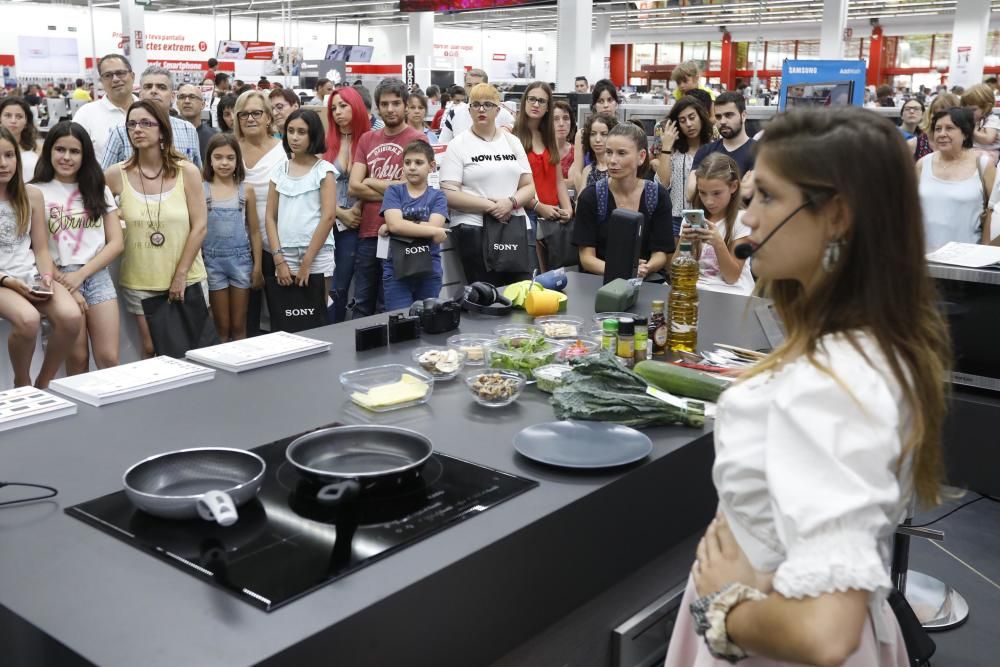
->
xmin=30 ymin=285 xmax=54 ymax=296
xmin=681 ymin=209 xmax=707 ymax=229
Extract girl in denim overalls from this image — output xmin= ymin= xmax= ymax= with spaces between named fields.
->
xmin=202 ymin=133 xmax=260 ymax=341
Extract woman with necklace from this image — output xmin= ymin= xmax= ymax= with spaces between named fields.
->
xmin=323 ymin=86 xmax=367 ymax=322
xmin=916 ymin=107 xmax=995 ymax=250
xmin=235 ymin=90 xmax=286 ymax=335
xmin=573 ymin=124 xmax=673 ymax=279
xmin=105 ymin=101 xmax=208 ymax=358
xmin=439 ymin=82 xmax=535 ymax=285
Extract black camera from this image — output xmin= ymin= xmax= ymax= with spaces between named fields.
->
xmin=409 ymin=298 xmax=461 ymax=334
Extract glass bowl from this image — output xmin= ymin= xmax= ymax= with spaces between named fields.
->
xmin=485 ymin=335 xmax=564 ymax=377
xmin=411 ymin=346 xmax=466 ymax=381
xmin=532 ymin=363 xmax=573 ymax=393
xmin=593 ymin=312 xmax=639 ymax=325
xmin=492 ymin=323 xmax=541 ymax=339
xmin=339 ymin=364 xmax=434 ymax=412
xmin=446 ymin=333 xmax=496 ymax=367
xmin=533 ymin=315 xmax=586 ymax=339
xmin=555 ymin=338 xmax=602 ymax=363
xmin=465 ymin=370 xmax=526 ymax=408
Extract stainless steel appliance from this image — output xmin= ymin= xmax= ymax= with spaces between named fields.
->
xmin=930 ymin=263 xmax=1000 ymax=392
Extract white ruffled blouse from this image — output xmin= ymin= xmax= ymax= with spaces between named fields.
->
xmin=713 ymin=331 xmax=912 ymax=602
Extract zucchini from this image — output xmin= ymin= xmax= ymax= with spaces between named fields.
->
xmin=633 ymin=360 xmax=728 ymax=402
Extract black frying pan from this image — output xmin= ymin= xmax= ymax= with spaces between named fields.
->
xmin=285 ymin=425 xmax=433 ymax=503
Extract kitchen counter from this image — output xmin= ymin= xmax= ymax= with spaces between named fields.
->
xmin=2 ymin=273 xmax=770 ymax=667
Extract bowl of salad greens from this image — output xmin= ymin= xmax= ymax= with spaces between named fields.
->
xmin=485 ymin=334 xmax=564 ymax=377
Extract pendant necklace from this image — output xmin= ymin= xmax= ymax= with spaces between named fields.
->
xmin=138 ymin=163 xmax=165 ymax=246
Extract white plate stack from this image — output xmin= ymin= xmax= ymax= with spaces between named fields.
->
xmin=185 ymin=331 xmax=330 ymax=373
xmin=0 ymin=387 xmax=77 ymax=432
xmin=49 ymin=357 xmax=215 ymax=407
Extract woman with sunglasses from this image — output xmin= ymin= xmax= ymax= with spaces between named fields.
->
xmin=104 ymin=101 xmax=208 ymax=358
xmin=234 ymin=90 xmax=286 ymax=334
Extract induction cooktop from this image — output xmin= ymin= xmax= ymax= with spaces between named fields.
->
xmin=66 ymin=424 xmax=537 ymax=611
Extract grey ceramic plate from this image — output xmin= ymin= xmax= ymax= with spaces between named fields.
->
xmin=513 ymin=421 xmax=653 ymax=469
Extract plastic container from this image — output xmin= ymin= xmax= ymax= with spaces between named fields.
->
xmin=339 ymin=364 xmax=434 ymax=412
xmin=532 ymin=364 xmax=573 ymax=393
xmin=446 ymin=333 xmax=496 ymax=366
xmin=556 ymin=338 xmax=602 ymax=363
xmin=593 ymin=311 xmax=639 ymax=325
xmin=493 ymin=323 xmax=541 ymax=339
xmin=411 ymin=346 xmax=466 ymax=381
xmin=485 ymin=336 xmax=564 ymax=376
xmin=466 ymin=370 xmax=526 ymax=408
xmin=533 ymin=315 xmax=586 ymax=339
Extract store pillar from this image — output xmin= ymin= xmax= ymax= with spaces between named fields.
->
xmin=720 ymin=32 xmax=735 ymax=91
xmin=407 ymin=11 xmax=434 ymax=88
xmin=949 ymin=0 xmax=990 ymax=89
xmin=866 ymin=25 xmax=884 ymax=87
xmin=556 ymin=0 xmax=592 ymax=92
xmin=591 ymin=13 xmax=611 ymax=85
xmin=819 ymin=0 xmax=848 ymax=59
xmin=119 ymin=0 xmax=148 ymax=72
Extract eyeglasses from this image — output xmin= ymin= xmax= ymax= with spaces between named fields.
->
xmin=469 ymin=101 xmax=498 ymax=112
xmin=237 ymin=110 xmax=265 ymax=121
xmin=126 ymin=119 xmax=158 ymax=131
xmin=176 ymin=94 xmax=202 ymax=102
xmin=902 ymin=105 xmax=923 ymax=112
xmin=525 ymin=95 xmax=549 ymax=107
xmin=100 ymin=69 xmax=131 ymax=81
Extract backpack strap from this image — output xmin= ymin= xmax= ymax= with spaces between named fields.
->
xmin=596 ymin=177 xmax=610 ymax=223
xmin=202 ymin=181 xmax=213 ymax=211
xmin=643 ymin=179 xmax=659 ymax=213
xmin=237 ymin=182 xmax=246 ymax=212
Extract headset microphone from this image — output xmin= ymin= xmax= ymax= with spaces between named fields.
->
xmin=734 ymin=200 xmax=812 ymax=260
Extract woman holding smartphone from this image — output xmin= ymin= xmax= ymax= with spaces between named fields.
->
xmin=0 ymin=127 xmax=81 ymax=387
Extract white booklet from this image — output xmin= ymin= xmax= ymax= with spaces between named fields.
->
xmin=926 ymin=242 xmax=1000 ymax=268
xmin=49 ymin=357 xmax=215 ymax=407
xmin=185 ymin=331 xmax=330 ymax=372
xmin=0 ymin=387 xmax=77 ymax=432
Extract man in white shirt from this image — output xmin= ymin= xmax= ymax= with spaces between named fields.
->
xmin=437 ymin=69 xmax=514 ymax=143
xmin=71 ymin=54 xmax=138 ymax=164
xmin=100 ymin=65 xmax=203 ymax=170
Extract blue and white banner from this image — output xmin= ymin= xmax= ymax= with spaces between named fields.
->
xmin=779 ymin=60 xmax=866 ymax=111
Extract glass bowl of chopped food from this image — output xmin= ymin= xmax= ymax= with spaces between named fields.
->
xmin=532 ymin=363 xmax=573 ymax=393
xmin=466 ymin=371 xmax=526 ymax=408
xmin=446 ymin=334 xmax=496 ymax=367
xmin=533 ymin=315 xmax=585 ymax=339
xmin=485 ymin=334 xmax=564 ymax=378
xmin=411 ymin=346 xmax=465 ymax=381
xmin=555 ymin=338 xmax=602 ymax=363
xmin=340 ymin=364 xmax=434 ymax=412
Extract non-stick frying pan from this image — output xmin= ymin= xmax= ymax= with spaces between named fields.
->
xmin=123 ymin=448 xmax=266 ymax=526
xmin=285 ymin=425 xmax=433 ymax=503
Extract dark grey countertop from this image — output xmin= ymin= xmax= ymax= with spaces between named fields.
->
xmin=1 ymin=273 xmax=770 ymax=667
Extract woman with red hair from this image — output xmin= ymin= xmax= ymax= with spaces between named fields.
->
xmin=325 ymin=86 xmax=369 ymax=322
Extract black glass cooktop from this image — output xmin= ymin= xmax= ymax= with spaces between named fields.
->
xmin=66 ymin=425 xmax=537 ymax=612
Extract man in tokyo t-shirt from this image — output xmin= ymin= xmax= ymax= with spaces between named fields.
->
xmin=349 ymin=78 xmax=428 ymax=318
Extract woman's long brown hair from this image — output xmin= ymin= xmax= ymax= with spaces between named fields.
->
xmin=123 ymin=100 xmax=185 ymax=179
xmin=514 ymin=81 xmax=559 ymax=166
xmin=0 ymin=127 xmax=30 ymax=236
xmin=745 ymin=107 xmax=951 ymax=507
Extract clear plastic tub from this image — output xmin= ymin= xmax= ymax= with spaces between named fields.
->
xmin=593 ymin=312 xmax=639 ymax=325
xmin=533 ymin=315 xmax=586 ymax=339
xmin=339 ymin=364 xmax=434 ymax=412
xmin=532 ymin=364 xmax=573 ymax=393
xmin=485 ymin=336 xmax=563 ymax=377
xmin=466 ymin=371 xmax=526 ymax=408
xmin=492 ymin=323 xmax=541 ymax=339
xmin=411 ymin=346 xmax=466 ymax=381
xmin=446 ymin=333 xmax=497 ymax=366
xmin=555 ymin=338 xmax=602 ymax=362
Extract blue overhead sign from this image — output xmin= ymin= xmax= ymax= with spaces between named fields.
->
xmin=779 ymin=59 xmax=866 ymax=111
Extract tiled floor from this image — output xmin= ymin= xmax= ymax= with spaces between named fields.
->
xmin=907 ymin=491 xmax=1000 ymax=665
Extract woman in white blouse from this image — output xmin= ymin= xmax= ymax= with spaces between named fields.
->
xmin=664 ymin=107 xmax=950 ymax=666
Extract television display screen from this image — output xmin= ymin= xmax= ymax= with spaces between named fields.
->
xmin=400 ymin=0 xmax=547 ymax=11
xmin=323 ymin=44 xmax=374 ymax=63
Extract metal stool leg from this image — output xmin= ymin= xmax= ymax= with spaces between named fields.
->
xmin=893 ymin=519 xmax=970 ymax=632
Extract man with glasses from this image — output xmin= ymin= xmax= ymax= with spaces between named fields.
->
xmin=72 ymin=54 xmax=139 ymax=164
xmin=100 ymin=65 xmax=202 ymax=170
xmin=176 ymin=82 xmax=218 ymax=162
xmin=438 ymin=69 xmax=514 ymax=144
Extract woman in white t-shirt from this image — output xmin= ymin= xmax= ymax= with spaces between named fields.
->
xmin=680 ymin=153 xmax=754 ymax=295
xmin=960 ymin=83 xmax=1000 ymax=164
xmin=33 ymin=121 xmax=124 ymax=374
xmin=439 ymin=83 xmax=536 ymax=285
xmin=0 ymin=127 xmax=81 ymax=388
xmin=0 ymin=98 xmax=41 ymax=182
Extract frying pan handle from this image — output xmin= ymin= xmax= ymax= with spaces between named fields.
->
xmin=316 ymin=480 xmax=361 ymax=505
xmin=196 ymin=490 xmax=239 ymax=526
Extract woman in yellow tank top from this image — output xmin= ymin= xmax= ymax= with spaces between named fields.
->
xmin=104 ymin=100 xmax=208 ymax=358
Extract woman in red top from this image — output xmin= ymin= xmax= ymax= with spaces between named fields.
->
xmin=514 ymin=82 xmax=573 ymax=270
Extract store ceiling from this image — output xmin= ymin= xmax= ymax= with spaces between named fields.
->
xmin=80 ymin=0 xmax=1000 ymax=31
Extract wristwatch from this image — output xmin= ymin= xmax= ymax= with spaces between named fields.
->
xmin=508 ymin=196 xmax=518 ymax=210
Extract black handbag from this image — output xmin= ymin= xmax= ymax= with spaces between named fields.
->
xmin=538 ymin=218 xmax=577 ymax=268
xmin=390 ymin=235 xmax=434 ymax=280
xmin=887 ymin=588 xmax=936 ymax=666
xmin=141 ymin=284 xmax=221 ymax=358
xmin=482 ymin=213 xmax=530 ymax=274
xmin=263 ymin=274 xmax=328 ymax=333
